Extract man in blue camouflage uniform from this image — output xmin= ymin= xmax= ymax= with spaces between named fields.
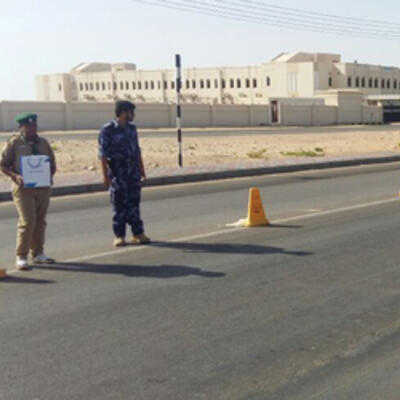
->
xmin=98 ymin=101 xmax=150 ymax=247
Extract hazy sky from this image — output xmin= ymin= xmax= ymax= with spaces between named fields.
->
xmin=1 ymin=0 xmax=399 ymax=100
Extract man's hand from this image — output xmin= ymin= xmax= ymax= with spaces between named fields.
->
xmin=100 ymin=158 xmax=111 ymax=188
xmin=103 ymin=175 xmax=111 ymax=188
xmin=13 ymin=174 xmax=24 ymax=186
xmin=139 ymin=155 xmax=146 ymax=183
xmin=0 ymin=168 xmax=24 ymax=186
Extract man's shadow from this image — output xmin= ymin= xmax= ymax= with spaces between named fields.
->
xmin=35 ymin=263 xmax=226 ymax=279
xmin=34 ymin=237 xmax=312 ymax=279
xmin=0 ymin=276 xmax=55 ymax=284
xmin=148 ymin=240 xmax=313 ymax=257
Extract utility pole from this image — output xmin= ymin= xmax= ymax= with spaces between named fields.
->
xmin=175 ymin=54 xmax=183 ymax=167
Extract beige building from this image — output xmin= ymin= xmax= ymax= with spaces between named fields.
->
xmin=36 ymin=52 xmax=400 ymax=104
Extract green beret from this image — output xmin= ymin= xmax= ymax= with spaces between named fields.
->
xmin=15 ymin=112 xmax=37 ymax=125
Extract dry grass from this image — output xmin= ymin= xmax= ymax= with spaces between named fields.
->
xmin=1 ymin=129 xmax=400 ymax=180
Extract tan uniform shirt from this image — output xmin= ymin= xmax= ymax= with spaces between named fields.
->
xmin=0 ymin=134 xmax=56 ymax=185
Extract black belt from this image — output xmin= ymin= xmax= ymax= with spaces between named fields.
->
xmin=108 ymin=159 xmax=135 ymax=168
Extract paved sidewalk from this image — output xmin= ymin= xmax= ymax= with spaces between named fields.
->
xmin=1 ymin=152 xmax=400 ymax=202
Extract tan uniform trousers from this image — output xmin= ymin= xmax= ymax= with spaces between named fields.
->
xmin=12 ymin=186 xmax=51 ymax=258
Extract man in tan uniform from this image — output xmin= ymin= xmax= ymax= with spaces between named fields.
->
xmin=0 ymin=112 xmax=56 ymax=270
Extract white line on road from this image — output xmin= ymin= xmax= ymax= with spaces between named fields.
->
xmin=4 ymin=196 xmax=399 ymax=275
xmin=274 ymin=197 xmax=399 ymax=223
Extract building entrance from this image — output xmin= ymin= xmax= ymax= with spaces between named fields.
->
xmin=383 ymin=100 xmax=400 ymax=123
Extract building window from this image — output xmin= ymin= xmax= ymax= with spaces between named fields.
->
xmin=230 ymin=79 xmax=234 ymax=88
xmin=186 ymin=80 xmax=190 ymax=89
xmin=328 ymin=77 xmax=333 ymax=87
xmin=124 ymin=82 xmax=128 ymax=90
xmin=361 ymin=78 xmax=365 ymax=88
xmin=150 ymin=81 xmax=155 ymax=90
xmin=192 ymin=80 xmax=196 ymax=89
xmin=101 ymin=82 xmax=105 ymax=90
xmin=221 ymin=79 xmax=226 ymax=89
xmin=96 ymin=82 xmax=100 ymax=91
xmin=394 ymin=80 xmax=398 ymax=89
xmin=266 ymin=77 xmax=270 ymax=87
xmin=158 ymin=81 xmax=161 ymax=90
xmin=355 ymin=77 xmax=360 ymax=87
xmin=382 ymin=79 xmax=385 ymax=89
xmin=253 ymin=78 xmax=258 ymax=88
xmin=80 ymin=83 xmax=83 ymax=91
xmin=368 ymin=78 xmax=373 ymax=88
xmin=171 ymin=81 xmax=175 ymax=90
xmin=287 ymin=72 xmax=298 ymax=93
xmin=246 ymin=79 xmax=250 ymax=88
xmin=206 ymin=79 xmax=211 ymax=89
xmin=164 ymin=81 xmax=168 ymax=90
xmin=214 ymin=79 xmax=218 ymax=88
xmin=237 ymin=79 xmax=241 ymax=88
xmin=113 ymin=82 xmax=117 ymax=91
xmin=200 ymin=79 xmax=204 ymax=89
xmin=387 ymin=79 xmax=391 ymax=89
xmin=138 ymin=82 xmax=142 ymax=90
xmin=132 ymin=81 xmax=136 ymax=90
xmin=144 ymin=81 xmax=148 ymax=90
xmin=89 ymin=82 xmax=93 ymax=90
xmin=347 ymin=77 xmax=352 ymax=87
xmin=375 ymin=79 xmax=378 ymax=88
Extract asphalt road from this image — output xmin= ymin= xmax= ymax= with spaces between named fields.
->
xmin=1 ymin=163 xmax=400 ymax=399
xmin=0 ymin=124 xmax=399 ymax=142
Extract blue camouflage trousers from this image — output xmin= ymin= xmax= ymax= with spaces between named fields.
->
xmin=110 ymin=179 xmax=144 ymax=238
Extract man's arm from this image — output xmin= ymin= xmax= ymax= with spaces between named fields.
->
xmin=98 ymin=127 xmax=111 ymax=188
xmin=134 ymin=128 xmax=146 ymax=181
xmin=139 ymin=153 xmax=146 ymax=181
xmin=0 ymin=166 xmax=23 ymax=185
xmin=100 ymin=157 xmax=111 ymax=188
xmin=46 ymin=140 xmax=57 ymax=178
xmin=0 ymin=141 xmax=23 ymax=186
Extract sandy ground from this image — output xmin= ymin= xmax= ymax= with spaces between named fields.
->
xmin=1 ymin=128 xmax=400 ymax=180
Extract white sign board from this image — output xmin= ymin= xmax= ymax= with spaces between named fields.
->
xmin=20 ymin=155 xmax=51 ymax=188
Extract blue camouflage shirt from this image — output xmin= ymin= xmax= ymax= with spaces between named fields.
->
xmin=98 ymin=120 xmax=142 ymax=181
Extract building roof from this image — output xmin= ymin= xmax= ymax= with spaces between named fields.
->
xmin=71 ymin=63 xmax=112 ymax=73
xmin=70 ymin=62 xmax=137 ymax=74
xmin=270 ymin=52 xmax=341 ymax=63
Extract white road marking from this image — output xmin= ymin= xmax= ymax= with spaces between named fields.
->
xmin=3 ymin=196 xmax=399 ymax=276
xmin=273 ymin=197 xmax=399 ymax=223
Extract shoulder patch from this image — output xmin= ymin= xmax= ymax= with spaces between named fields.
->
xmin=102 ymin=121 xmax=114 ymax=130
xmin=6 ymin=134 xmax=19 ymax=143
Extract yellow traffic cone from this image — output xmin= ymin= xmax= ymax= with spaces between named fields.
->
xmin=0 ymin=269 xmax=6 ymax=279
xmin=245 ymin=187 xmax=270 ymax=227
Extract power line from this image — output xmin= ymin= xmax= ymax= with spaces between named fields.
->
xmin=147 ymin=0 xmax=400 ymax=38
xmin=131 ymin=0 xmax=400 ymax=40
xmin=216 ymin=0 xmax=400 ymax=34
xmin=197 ymin=0 xmax=400 ymax=36
xmin=237 ymin=0 xmax=400 ymax=29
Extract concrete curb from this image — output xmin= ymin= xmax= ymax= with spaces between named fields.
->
xmin=1 ymin=155 xmax=400 ymax=203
